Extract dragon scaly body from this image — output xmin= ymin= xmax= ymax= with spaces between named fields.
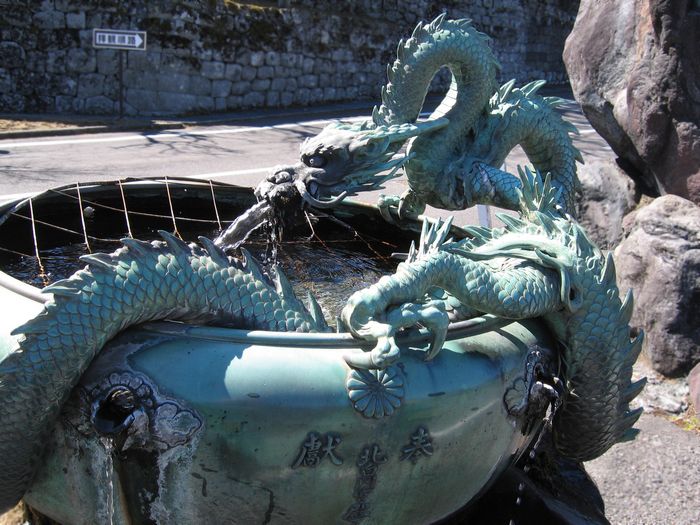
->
xmin=341 ymin=172 xmax=645 ymax=461
xmin=272 ymin=14 xmax=581 ymax=218
xmin=0 ymin=232 xmax=326 ymax=513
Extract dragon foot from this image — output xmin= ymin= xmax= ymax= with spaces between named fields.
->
xmin=377 ymin=190 xmax=426 ymax=224
xmin=385 ymin=301 xmax=449 ymax=361
xmin=343 ymin=301 xmax=449 ymax=370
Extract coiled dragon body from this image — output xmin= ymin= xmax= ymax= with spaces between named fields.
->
xmin=275 ymin=15 xmax=582 ymax=218
xmin=342 ymin=172 xmax=645 ymax=462
xmin=0 ymin=232 xmax=327 ymax=513
xmin=0 ymin=15 xmax=643 ymax=515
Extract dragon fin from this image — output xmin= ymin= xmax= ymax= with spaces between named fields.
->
xmin=628 ymin=332 xmax=644 ymax=361
xmin=462 ymin=225 xmax=492 ymax=241
xmin=411 ymin=21 xmax=423 ymax=38
xmin=621 ymin=378 xmax=647 ymax=404
xmin=429 ymin=13 xmax=447 ymax=32
xmin=272 ymin=265 xmax=295 ymax=299
xmin=79 ymin=252 xmax=115 ymax=270
xmin=600 ymin=252 xmax=617 ymax=285
xmin=395 ymin=39 xmax=405 ymax=62
xmin=407 ymin=241 xmax=417 ymax=263
xmin=562 ymin=120 xmax=580 ymax=135
xmin=239 ymin=248 xmax=265 ymax=282
xmin=620 ymin=407 xmax=644 ymax=430
xmin=120 ymin=237 xmax=152 ymax=257
xmin=521 ymin=79 xmax=546 ymax=97
xmin=306 ymin=292 xmax=329 ymax=332
xmin=158 ymin=230 xmax=190 ymax=254
xmin=42 ymin=281 xmax=82 ymax=296
xmin=544 ymin=96 xmax=567 ymax=108
xmin=620 ymin=289 xmax=635 ymax=324
xmin=498 ymin=79 xmax=516 ymax=103
xmin=198 ymin=236 xmax=230 ymax=267
xmin=495 ymin=213 xmax=524 ymax=231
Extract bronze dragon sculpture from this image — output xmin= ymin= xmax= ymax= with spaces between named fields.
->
xmin=0 ymin=15 xmax=644 ymax=515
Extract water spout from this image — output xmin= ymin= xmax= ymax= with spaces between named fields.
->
xmin=213 ymin=200 xmax=273 ymax=249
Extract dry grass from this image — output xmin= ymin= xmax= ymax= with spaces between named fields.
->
xmin=0 ymin=119 xmax=80 ymax=132
xmin=672 ymin=406 xmax=700 ymax=434
xmin=0 ymin=503 xmax=24 ymax=525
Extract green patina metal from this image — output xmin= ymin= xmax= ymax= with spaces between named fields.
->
xmin=0 ymin=231 xmax=328 ymax=512
xmin=341 ymin=169 xmax=645 ymax=462
xmin=285 ymin=14 xmax=581 ymax=216
xmin=0 ymin=13 xmax=644 ymax=522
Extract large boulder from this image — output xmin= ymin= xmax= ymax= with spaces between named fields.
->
xmin=614 ymin=195 xmax=700 ymax=377
xmin=564 ymin=1 xmax=700 ymax=205
xmin=575 ymin=159 xmax=638 ymax=250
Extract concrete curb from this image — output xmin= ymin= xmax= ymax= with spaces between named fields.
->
xmin=0 ymin=100 xmax=378 ymax=140
xmin=0 ymin=86 xmax=574 ymax=140
xmin=0 ymin=121 xmax=184 ymax=140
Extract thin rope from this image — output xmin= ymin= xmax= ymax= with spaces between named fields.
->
xmin=164 ymin=176 xmax=181 ymax=239
xmin=118 ymin=179 xmax=133 ymax=238
xmin=209 ymin=180 xmax=222 ymax=230
xmin=28 ymin=198 xmax=49 ymax=285
xmin=76 ymin=183 xmax=92 ymax=253
xmin=10 ymin=212 xmax=120 ymax=243
xmin=48 ymin=188 xmax=228 ymax=224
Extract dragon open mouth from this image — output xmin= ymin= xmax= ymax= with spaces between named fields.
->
xmin=295 ymin=152 xmax=413 ymax=209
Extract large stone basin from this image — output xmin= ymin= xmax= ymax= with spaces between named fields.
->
xmin=0 ymin=179 xmax=551 ymax=524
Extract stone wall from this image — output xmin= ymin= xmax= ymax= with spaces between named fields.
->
xmin=0 ymin=0 xmax=579 ymax=116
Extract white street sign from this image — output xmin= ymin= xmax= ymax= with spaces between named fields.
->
xmin=93 ymin=29 xmax=147 ymax=51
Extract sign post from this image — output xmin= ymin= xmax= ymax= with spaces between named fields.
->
xmin=92 ymin=29 xmax=147 ymax=119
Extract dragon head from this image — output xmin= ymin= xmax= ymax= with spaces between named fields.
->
xmin=255 ymin=117 xmax=448 ymax=208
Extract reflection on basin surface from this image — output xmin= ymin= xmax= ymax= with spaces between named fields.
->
xmin=0 ymin=180 xmax=549 ymax=524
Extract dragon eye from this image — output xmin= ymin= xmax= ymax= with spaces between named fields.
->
xmin=307 ymin=155 xmax=327 ymax=168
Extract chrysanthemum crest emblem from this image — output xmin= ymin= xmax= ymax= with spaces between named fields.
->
xmin=346 ymin=366 xmax=405 ymax=418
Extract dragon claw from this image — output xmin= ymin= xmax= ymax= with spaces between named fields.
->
xmin=420 ymin=306 xmax=450 ymax=361
xmin=344 ymin=335 xmax=400 ymax=369
xmin=396 ymin=190 xmax=426 ymax=221
xmin=385 ymin=301 xmax=449 ymax=361
xmin=377 ymin=193 xmax=400 ymax=224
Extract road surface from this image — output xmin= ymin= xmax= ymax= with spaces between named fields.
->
xmin=0 ymin=99 xmax=613 ymax=227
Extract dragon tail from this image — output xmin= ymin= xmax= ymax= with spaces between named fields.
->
xmin=0 ymin=232 xmax=323 ymax=512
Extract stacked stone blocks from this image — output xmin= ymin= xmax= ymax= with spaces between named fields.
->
xmin=0 ymin=0 xmax=578 ymax=116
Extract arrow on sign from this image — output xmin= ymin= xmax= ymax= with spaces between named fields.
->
xmin=93 ymin=29 xmax=147 ymax=51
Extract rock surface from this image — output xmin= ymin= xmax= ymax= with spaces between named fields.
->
xmin=690 ymin=362 xmax=700 ymax=412
xmin=575 ymin=159 xmax=637 ymax=249
xmin=563 ymin=0 xmax=700 ymax=205
xmin=614 ymin=195 xmax=700 ymax=377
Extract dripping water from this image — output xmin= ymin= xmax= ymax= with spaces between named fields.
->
xmin=213 ymin=200 xmax=273 ymax=250
xmin=98 ymin=436 xmax=116 ymax=525
xmin=508 ymin=382 xmax=562 ymax=525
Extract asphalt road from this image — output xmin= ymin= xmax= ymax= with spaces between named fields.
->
xmin=0 ymin=97 xmax=612 ymax=227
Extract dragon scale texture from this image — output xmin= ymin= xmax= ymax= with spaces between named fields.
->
xmin=0 ymin=232 xmax=325 ymax=513
xmin=386 ymin=16 xmax=581 ymax=214
xmin=342 ymin=172 xmax=645 ymax=462
xmin=0 ymin=14 xmax=643 ymax=515
xmin=293 ymin=15 xmax=582 ymax=216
